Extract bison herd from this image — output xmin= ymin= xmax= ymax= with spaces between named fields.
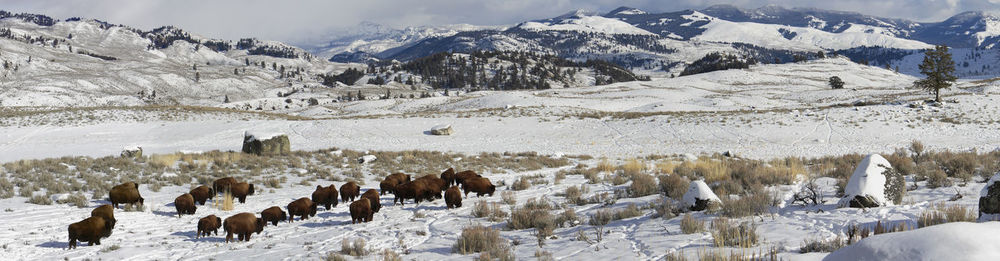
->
xmin=65 ymin=168 xmax=497 ymax=248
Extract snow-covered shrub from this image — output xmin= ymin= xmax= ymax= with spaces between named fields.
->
xmin=628 ymin=173 xmax=658 ymax=197
xmin=511 ymin=177 xmax=532 ymax=190
xmin=799 ymin=236 xmax=846 ymax=253
xmin=917 ymin=203 xmax=975 ymax=228
xmin=659 ymin=174 xmax=690 ymax=200
xmin=710 ymin=218 xmax=758 ymax=247
xmin=555 ymin=208 xmax=579 ymax=228
xmin=340 ymin=238 xmax=367 ymax=257
xmin=472 ymin=201 xmax=507 ymax=222
xmin=508 ymin=198 xmax=554 ymax=231
xmin=58 ymin=193 xmax=89 ymax=208
xmin=452 ymin=224 xmax=508 ymax=256
xmin=650 ymin=196 xmax=678 ymax=219
xmin=679 ymin=214 xmax=704 ymax=234
xmin=500 ymin=191 xmax=517 ymax=205
xmin=588 ymin=209 xmax=613 ymax=227
xmin=27 ymin=195 xmax=51 ymax=205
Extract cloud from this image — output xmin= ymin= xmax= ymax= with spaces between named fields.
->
xmin=2 ymin=0 xmax=998 ymax=43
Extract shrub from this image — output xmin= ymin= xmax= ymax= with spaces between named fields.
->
xmin=472 ymin=201 xmax=508 ymax=222
xmin=711 ymin=218 xmax=758 ymax=247
xmin=564 ymin=186 xmax=583 ymax=205
xmin=340 ymin=238 xmax=367 ymax=257
xmin=325 ymin=252 xmax=347 ymax=261
xmin=613 ymin=204 xmax=643 ymax=220
xmin=718 ymin=193 xmax=773 ymax=218
xmin=584 ymin=169 xmax=602 ymax=184
xmin=589 ymin=209 xmax=614 ymax=227
xmin=925 ymin=168 xmax=952 ymax=188
xmin=381 ymin=249 xmax=402 ymax=261
xmin=622 ymin=158 xmax=645 ymax=177
xmin=597 ymin=158 xmax=615 ymax=173
xmin=917 ymin=203 xmax=976 ymax=228
xmin=511 ymin=177 xmax=532 ymax=191
xmin=554 ymin=171 xmax=566 ymax=184
xmin=650 ymin=196 xmax=678 ymax=219
xmin=27 ymin=195 xmax=52 ymax=205
xmin=508 ymin=199 xmax=555 ymax=232
xmin=555 ymin=208 xmax=579 ymax=227
xmin=829 ymin=76 xmax=844 ymax=89
xmin=664 ymin=251 xmax=688 ymax=261
xmin=58 ymin=193 xmax=89 ymax=208
xmin=501 ymin=191 xmax=517 ymax=205
xmin=628 ymin=173 xmax=658 ymax=197
xmin=606 ymin=173 xmax=628 ymax=185
xmin=534 ymin=249 xmax=554 ymax=261
xmin=659 ymin=174 xmax=690 ymax=200
xmin=453 ymin=224 xmax=506 ymax=255
xmin=800 ymin=236 xmax=846 ymax=253
xmin=680 ymin=214 xmax=705 ymax=234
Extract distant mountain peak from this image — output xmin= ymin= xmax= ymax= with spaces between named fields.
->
xmin=553 ymin=9 xmax=599 ymax=20
xmin=605 ymin=6 xmax=647 ymax=16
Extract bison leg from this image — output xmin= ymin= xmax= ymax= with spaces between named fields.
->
xmin=238 ymin=196 xmax=246 ymax=204
xmin=226 ymin=232 xmax=234 ymax=243
xmin=69 ymin=238 xmax=76 ymax=249
xmin=244 ymin=233 xmax=251 ymax=241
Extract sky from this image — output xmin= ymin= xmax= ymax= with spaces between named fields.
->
xmin=3 ymin=0 xmax=999 ymax=44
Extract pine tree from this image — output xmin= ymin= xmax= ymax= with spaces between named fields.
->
xmin=915 ymin=45 xmax=957 ymax=102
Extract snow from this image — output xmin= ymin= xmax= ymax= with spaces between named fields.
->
xmin=839 ymin=154 xmax=893 ymax=207
xmin=824 ymin=222 xmax=1000 ymax=261
xmin=244 ymin=131 xmax=286 ymax=141
xmin=695 ymin=19 xmax=933 ymax=51
xmin=519 ymin=16 xmax=655 ymax=35
xmin=682 ymin=180 xmax=721 ymax=207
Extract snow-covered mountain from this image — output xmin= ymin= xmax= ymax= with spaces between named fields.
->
xmin=317 ymin=5 xmax=1000 ymax=75
xmin=0 ymin=11 xmax=349 ymax=107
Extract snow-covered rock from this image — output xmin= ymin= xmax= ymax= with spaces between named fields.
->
xmin=838 ymin=154 xmax=900 ymax=208
xmin=242 ymin=131 xmax=290 ymax=156
xmin=682 ymin=180 xmax=722 ymax=211
xmin=358 ymin=155 xmax=377 ymax=164
xmin=980 ymin=172 xmax=1000 ymax=219
xmin=825 ymin=222 xmax=1000 ymax=261
xmin=120 ymin=146 xmax=142 ymax=159
xmin=430 ymin=124 xmax=453 ymax=135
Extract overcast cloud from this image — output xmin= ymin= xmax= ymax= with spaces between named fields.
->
xmin=3 ymin=0 xmax=998 ymax=43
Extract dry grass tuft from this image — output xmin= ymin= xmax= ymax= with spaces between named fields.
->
xmin=917 ymin=203 xmax=976 ymax=228
xmin=710 ymin=218 xmax=758 ymax=247
xmin=680 ymin=213 xmax=705 ymax=234
xmin=340 ymin=238 xmax=368 ymax=257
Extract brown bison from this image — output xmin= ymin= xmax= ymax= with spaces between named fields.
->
xmin=311 ymin=185 xmax=338 ymax=210
xmin=68 ymin=216 xmax=113 ymax=249
xmin=380 ymin=173 xmax=411 ymax=195
xmin=394 ymin=180 xmax=434 ymax=206
xmin=197 ymin=215 xmax=222 ymax=238
xmin=417 ymin=175 xmax=448 ymax=200
xmin=340 ymin=182 xmax=360 ymax=203
xmin=261 ymin=206 xmax=287 ymax=226
xmin=90 ymin=204 xmax=116 ymax=228
xmin=174 ymin=193 xmax=197 ymax=216
xmin=213 ymin=177 xmax=238 ymax=194
xmin=349 ymin=199 xmax=373 ymax=224
xmin=286 ymin=197 xmax=317 ymax=222
xmin=462 ymin=177 xmax=496 ymax=197
xmin=189 ymin=185 xmax=214 ymax=205
xmin=361 ymin=189 xmax=381 ymax=213
xmin=231 ymin=182 xmax=254 ymax=204
xmin=109 ymin=182 xmax=144 ymax=209
xmin=440 ymin=168 xmax=457 ymax=186
xmin=387 ymin=172 xmax=411 ymax=183
xmin=454 ymin=170 xmax=481 ymax=187
xmin=445 ymin=186 xmax=462 ymax=208
xmin=223 ymin=212 xmax=265 ymax=243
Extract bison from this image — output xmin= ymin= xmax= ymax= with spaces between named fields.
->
xmin=109 ymin=182 xmax=144 ymax=209
xmin=90 ymin=204 xmax=116 ymax=229
xmin=454 ymin=170 xmax=481 ymax=187
xmin=416 ymin=175 xmax=447 ymax=200
xmin=349 ymin=199 xmax=373 ymax=224
xmin=174 ymin=193 xmax=197 ymax=216
xmin=379 ymin=179 xmax=399 ymax=196
xmin=261 ymin=206 xmax=287 ymax=226
xmin=189 ymin=185 xmax=214 ymax=205
xmin=213 ymin=177 xmax=238 ymax=194
xmin=231 ymin=182 xmax=254 ymax=204
xmin=197 ymin=215 xmax=222 ymax=238
xmin=340 ymin=182 xmax=360 ymax=203
xmin=286 ymin=197 xmax=317 ymax=222
xmin=387 ymin=173 xmax=411 ymax=183
xmin=311 ymin=185 xmax=338 ymax=210
xmin=223 ymin=212 xmax=265 ymax=243
xmin=440 ymin=168 xmax=457 ymax=186
xmin=445 ymin=186 xmax=462 ymax=209
xmin=462 ymin=177 xmax=496 ymax=197
xmin=361 ymin=189 xmax=381 ymax=213
xmin=68 ymin=216 xmax=113 ymax=249
xmin=394 ymin=180 xmax=434 ymax=206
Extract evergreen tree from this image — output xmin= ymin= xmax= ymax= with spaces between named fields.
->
xmin=914 ymin=45 xmax=957 ymax=102
xmin=829 ymin=76 xmax=844 ymax=89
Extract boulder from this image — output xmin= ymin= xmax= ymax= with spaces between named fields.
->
xmin=120 ymin=146 xmax=142 ymax=159
xmin=682 ymin=180 xmax=722 ymax=211
xmin=242 ymin=132 xmax=290 ymax=156
xmin=979 ymin=172 xmax=1000 ymax=219
xmin=838 ymin=154 xmax=904 ymax=208
xmin=430 ymin=124 xmax=453 ymax=136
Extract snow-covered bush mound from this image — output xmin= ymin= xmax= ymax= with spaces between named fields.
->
xmin=980 ymin=172 xmax=1000 ymax=219
xmin=824 ymin=222 xmax=1000 ymax=261
xmin=682 ymin=180 xmax=721 ymax=211
xmin=838 ymin=154 xmax=903 ymax=208
xmin=242 ymin=131 xmax=290 ymax=156
xmin=430 ymin=124 xmax=453 ymax=135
